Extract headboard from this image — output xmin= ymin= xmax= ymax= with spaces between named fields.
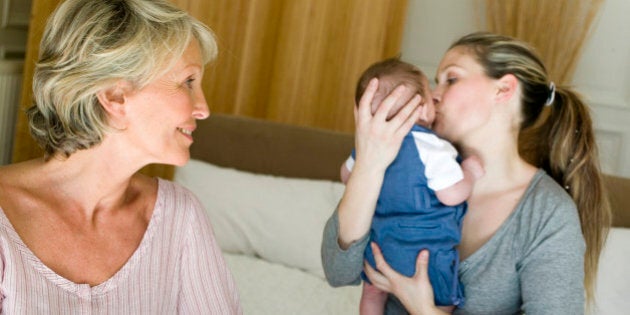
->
xmin=190 ymin=113 xmax=354 ymax=181
xmin=189 ymin=113 xmax=630 ymax=228
xmin=605 ymin=175 xmax=630 ymax=228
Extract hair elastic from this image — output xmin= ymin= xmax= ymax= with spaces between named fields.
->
xmin=545 ymin=82 xmax=556 ymax=106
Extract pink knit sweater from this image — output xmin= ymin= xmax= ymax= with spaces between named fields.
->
xmin=0 ymin=179 xmax=242 ymax=314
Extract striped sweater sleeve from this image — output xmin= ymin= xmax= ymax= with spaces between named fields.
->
xmin=178 ymin=190 xmax=242 ymax=314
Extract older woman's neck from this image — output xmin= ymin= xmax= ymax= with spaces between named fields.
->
xmin=41 ymin=142 xmax=150 ymax=218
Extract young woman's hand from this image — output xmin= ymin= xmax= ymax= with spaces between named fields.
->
xmin=353 ymin=78 xmax=422 ymax=173
xmin=364 ymin=242 xmax=449 ymax=315
xmin=337 ymin=79 xmax=422 ymax=248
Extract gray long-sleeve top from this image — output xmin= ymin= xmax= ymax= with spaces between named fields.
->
xmin=322 ymin=170 xmax=586 ymax=315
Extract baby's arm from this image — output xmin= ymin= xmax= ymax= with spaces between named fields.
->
xmin=435 ymin=155 xmax=484 ymax=206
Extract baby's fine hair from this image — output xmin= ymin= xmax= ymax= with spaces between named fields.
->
xmin=28 ymin=0 xmax=217 ymax=159
xmin=355 ymin=57 xmax=425 ymax=105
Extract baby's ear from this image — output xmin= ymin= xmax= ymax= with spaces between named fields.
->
xmin=96 ymin=80 xmax=133 ymax=128
xmin=495 ymin=74 xmax=518 ymax=103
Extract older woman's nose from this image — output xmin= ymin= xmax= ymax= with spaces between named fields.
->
xmin=193 ymin=90 xmax=210 ymax=120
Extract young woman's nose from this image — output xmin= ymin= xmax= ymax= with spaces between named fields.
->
xmin=432 ymin=86 xmax=442 ymax=105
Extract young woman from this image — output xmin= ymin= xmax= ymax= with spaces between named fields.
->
xmin=322 ymin=32 xmax=611 ymax=314
xmin=0 ymin=0 xmax=241 ymax=312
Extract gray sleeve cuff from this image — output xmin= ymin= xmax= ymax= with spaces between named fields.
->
xmin=321 ymin=208 xmax=370 ymax=287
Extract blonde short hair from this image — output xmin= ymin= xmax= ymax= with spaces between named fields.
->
xmin=28 ymin=0 xmax=217 ymax=159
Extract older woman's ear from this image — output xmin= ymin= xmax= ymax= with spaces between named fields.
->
xmin=494 ymin=73 xmax=518 ymax=104
xmin=96 ymin=80 xmax=133 ymax=129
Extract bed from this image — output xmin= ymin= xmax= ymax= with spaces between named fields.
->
xmin=173 ymin=113 xmax=630 ymax=315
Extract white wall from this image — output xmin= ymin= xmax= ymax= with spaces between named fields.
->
xmin=401 ymin=0 xmax=630 ymax=177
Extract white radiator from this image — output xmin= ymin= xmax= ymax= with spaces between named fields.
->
xmin=0 ymin=60 xmax=23 ymax=165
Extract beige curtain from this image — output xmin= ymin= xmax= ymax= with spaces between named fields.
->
xmin=11 ymin=0 xmax=61 ymax=166
xmin=13 ymin=0 xmax=408 ymax=179
xmin=485 ymin=0 xmax=604 ymax=84
xmin=180 ymin=0 xmax=408 ymax=133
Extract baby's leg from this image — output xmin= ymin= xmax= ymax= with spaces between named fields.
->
xmin=360 ymin=282 xmax=388 ymax=315
xmin=438 ymin=305 xmax=455 ymax=314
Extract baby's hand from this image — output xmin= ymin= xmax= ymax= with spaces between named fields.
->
xmin=461 ymin=155 xmax=485 ymax=180
xmin=340 ymin=163 xmax=351 ymax=184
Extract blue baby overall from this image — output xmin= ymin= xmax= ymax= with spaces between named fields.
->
xmin=359 ymin=125 xmax=466 ymax=307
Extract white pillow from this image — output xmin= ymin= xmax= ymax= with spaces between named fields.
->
xmin=174 ymin=159 xmax=344 ymax=278
xmin=223 ymin=252 xmax=361 ymax=315
xmin=593 ymin=227 xmax=630 ymax=315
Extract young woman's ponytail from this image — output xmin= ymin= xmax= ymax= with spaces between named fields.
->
xmin=544 ymin=86 xmax=612 ymax=302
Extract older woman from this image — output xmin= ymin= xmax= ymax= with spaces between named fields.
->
xmin=0 ymin=0 xmax=241 ymax=313
xmin=322 ymin=32 xmax=610 ymax=314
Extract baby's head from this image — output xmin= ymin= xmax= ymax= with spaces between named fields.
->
xmin=355 ymin=58 xmax=434 ymax=127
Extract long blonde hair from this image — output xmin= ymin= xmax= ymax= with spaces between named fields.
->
xmin=451 ymin=32 xmax=611 ymax=305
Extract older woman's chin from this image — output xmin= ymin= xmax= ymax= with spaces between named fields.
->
xmin=171 ymin=154 xmax=192 ymax=167
xmin=153 ymin=151 xmax=191 ymax=168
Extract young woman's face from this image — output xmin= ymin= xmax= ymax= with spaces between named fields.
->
xmin=432 ymin=46 xmax=497 ymax=144
xmin=124 ymin=39 xmax=209 ymax=166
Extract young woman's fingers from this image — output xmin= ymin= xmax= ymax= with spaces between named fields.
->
xmin=409 ymin=249 xmax=440 ymax=312
xmin=414 ymin=249 xmax=431 ymax=281
xmin=363 ymin=261 xmax=391 ymax=292
xmin=389 ymin=92 xmax=421 ymax=127
xmin=373 ymin=84 xmax=408 ymax=122
xmin=394 ymin=95 xmax=423 ymax=137
xmin=370 ymin=242 xmax=401 ymax=281
xmin=367 ymin=246 xmax=441 ymax=315
xmin=390 ymin=93 xmax=421 ymax=124
xmin=357 ymin=78 xmax=379 ymax=121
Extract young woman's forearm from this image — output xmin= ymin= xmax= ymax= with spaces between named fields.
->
xmin=337 ymin=163 xmax=385 ymax=249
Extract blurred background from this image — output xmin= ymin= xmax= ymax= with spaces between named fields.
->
xmin=1 ymin=0 xmax=628 ymax=178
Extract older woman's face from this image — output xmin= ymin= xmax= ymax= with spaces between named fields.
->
xmin=124 ymin=39 xmax=209 ymax=166
xmin=432 ymin=46 xmax=496 ymax=144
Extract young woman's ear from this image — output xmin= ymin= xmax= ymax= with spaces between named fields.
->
xmin=494 ymin=73 xmax=518 ymax=103
xmin=96 ymin=80 xmax=133 ymax=128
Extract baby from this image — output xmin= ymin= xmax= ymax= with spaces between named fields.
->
xmin=341 ymin=58 xmax=484 ymax=314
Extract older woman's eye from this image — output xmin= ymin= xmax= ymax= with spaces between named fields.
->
xmin=184 ymin=77 xmax=195 ymax=89
xmin=446 ymin=77 xmax=457 ymax=85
